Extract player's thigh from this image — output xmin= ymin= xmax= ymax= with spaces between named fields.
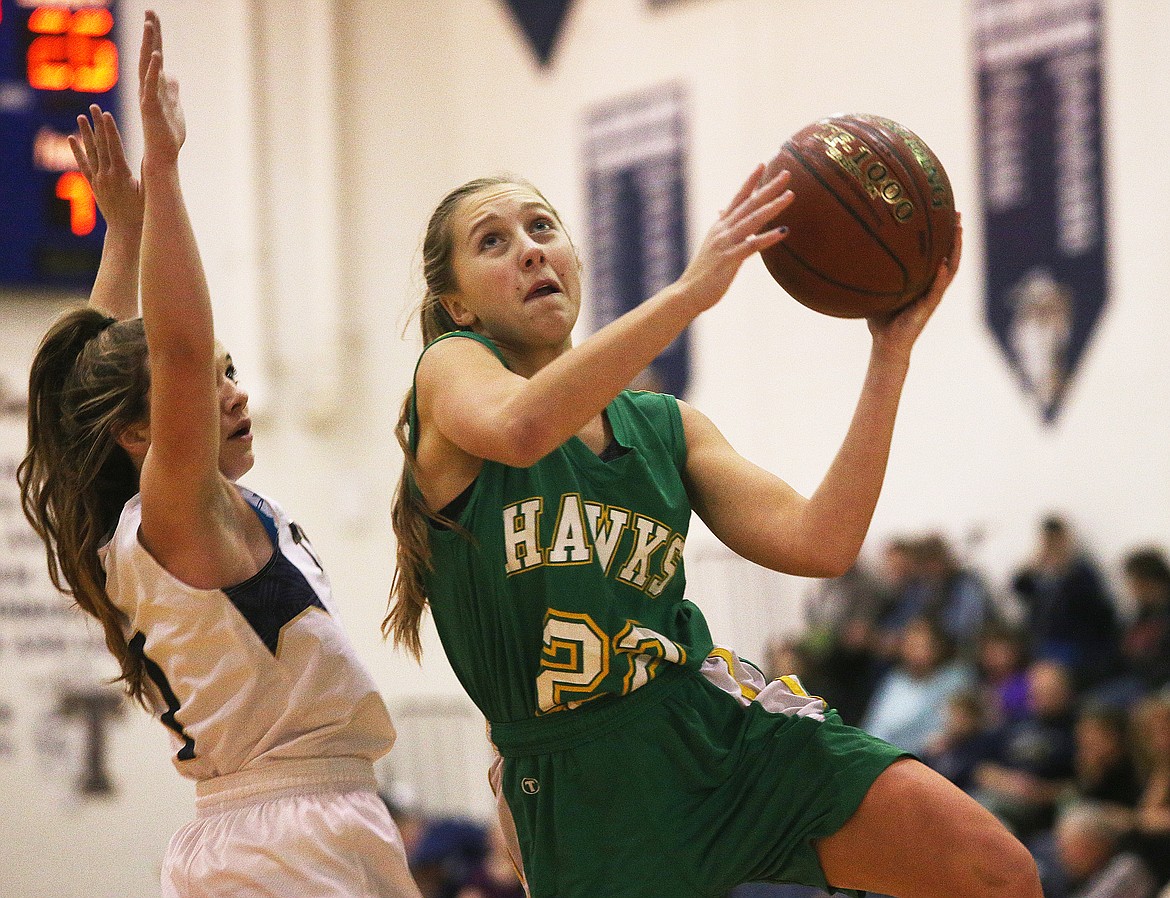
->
xmin=815 ymin=758 xmax=1040 ymax=898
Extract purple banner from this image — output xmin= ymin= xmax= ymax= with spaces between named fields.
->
xmin=975 ymin=0 xmax=1109 ymax=423
xmin=499 ymin=0 xmax=574 ymax=67
xmin=583 ymin=84 xmax=691 ymax=398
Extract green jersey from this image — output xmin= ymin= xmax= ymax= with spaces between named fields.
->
xmin=415 ymin=332 xmax=714 ymax=724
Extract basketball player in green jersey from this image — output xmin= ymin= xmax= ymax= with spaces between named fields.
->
xmin=385 ymin=172 xmax=1041 ymax=898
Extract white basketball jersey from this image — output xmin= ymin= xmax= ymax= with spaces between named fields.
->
xmin=99 ymin=487 xmax=396 ymax=781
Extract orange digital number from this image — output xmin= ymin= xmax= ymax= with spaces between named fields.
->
xmin=27 ymin=7 xmax=118 ymax=93
xmin=56 ymin=171 xmax=97 ymax=236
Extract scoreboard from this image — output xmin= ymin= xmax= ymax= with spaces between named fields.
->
xmin=0 ymin=0 xmax=120 ymax=289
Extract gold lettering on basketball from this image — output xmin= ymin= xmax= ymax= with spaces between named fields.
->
xmin=815 ymin=123 xmax=917 ymax=223
xmin=873 ymin=117 xmax=952 ymax=210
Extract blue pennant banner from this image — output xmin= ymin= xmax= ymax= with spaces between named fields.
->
xmin=583 ymin=84 xmax=691 ymax=398
xmin=500 ymin=0 xmax=574 ymax=66
xmin=975 ymin=0 xmax=1109 ymax=424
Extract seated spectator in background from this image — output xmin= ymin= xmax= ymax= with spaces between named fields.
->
xmin=861 ymin=616 xmax=975 ymax=755
xmin=805 ymin=613 xmax=883 ymax=727
xmin=802 ymin=557 xmax=891 ymax=637
xmin=1119 ymin=548 xmax=1170 ymax=692
xmin=1127 ymin=692 xmax=1170 ymax=889
xmin=973 ymin=658 xmax=1078 ymax=840
xmin=976 ymin=620 xmax=1033 ymax=726
xmin=1072 ymin=702 xmax=1142 ymax=809
xmin=456 ymin=821 xmax=524 ymax=898
xmin=921 ymin=688 xmax=997 ymax=793
xmin=915 ymin=532 xmax=995 ymax=650
xmin=410 ymin=818 xmax=488 ymax=898
xmin=1048 ymin=801 xmax=1158 ymax=898
xmin=874 ymin=533 xmax=993 ymax=662
xmin=760 ymin=635 xmax=814 ymax=686
xmin=1012 ymin=515 xmax=1121 ymax=690
xmin=871 ymin=536 xmax=924 ymax=662
xmin=797 ymin=559 xmax=890 ymax=726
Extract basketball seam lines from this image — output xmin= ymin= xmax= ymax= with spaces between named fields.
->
xmin=849 ymin=116 xmax=938 ymax=284
xmin=777 ymin=140 xmax=909 ymax=298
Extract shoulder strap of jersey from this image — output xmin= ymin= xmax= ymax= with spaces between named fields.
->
xmin=408 ymin=330 xmax=509 ymax=453
xmin=615 ymin=389 xmax=686 ymax=470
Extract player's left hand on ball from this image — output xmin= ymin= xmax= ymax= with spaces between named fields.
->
xmin=868 ymin=212 xmax=963 ymax=347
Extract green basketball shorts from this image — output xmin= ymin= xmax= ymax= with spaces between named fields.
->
xmin=489 ymin=647 xmax=909 ymax=898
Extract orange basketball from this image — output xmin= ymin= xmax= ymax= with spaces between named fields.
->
xmin=760 ymin=114 xmax=956 ymax=318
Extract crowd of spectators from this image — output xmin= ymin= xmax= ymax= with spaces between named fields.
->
xmin=759 ymin=514 xmax=1170 ymax=898
xmin=383 ymin=513 xmax=1170 ymax=898
xmin=381 ymin=786 xmax=526 ymax=898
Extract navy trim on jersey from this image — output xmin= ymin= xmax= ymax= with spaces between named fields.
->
xmin=129 ymin=631 xmax=197 ymax=761
xmin=241 ymin=489 xmax=280 ymax=545
xmin=219 ymin=489 xmax=329 ymax=655
xmin=289 ymin=520 xmax=324 ymax=572
xmin=223 ymin=551 xmax=327 ymax=655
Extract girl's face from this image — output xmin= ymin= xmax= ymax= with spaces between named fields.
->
xmin=901 ymin=620 xmax=943 ymax=676
xmin=214 ymin=344 xmax=254 ymax=482
xmin=1075 ymin=717 xmax=1121 ymax=767
xmin=120 ymin=344 xmax=254 ymax=482
xmin=443 ymin=184 xmax=581 ymax=357
xmin=979 ymin=635 xmax=1023 ymax=678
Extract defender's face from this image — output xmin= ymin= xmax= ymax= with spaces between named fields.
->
xmin=444 ymin=185 xmax=582 ymax=352
xmin=216 ymin=344 xmax=254 ymax=481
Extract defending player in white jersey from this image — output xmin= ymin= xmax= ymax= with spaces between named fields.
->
xmin=18 ymin=13 xmax=421 ymax=897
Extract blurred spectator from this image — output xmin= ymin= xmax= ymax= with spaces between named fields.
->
xmin=872 ymin=536 xmax=924 ymax=661
xmin=802 ymin=558 xmax=890 ymax=636
xmin=1011 ymin=515 xmax=1120 ymax=689
xmin=973 ymin=658 xmax=1078 ymax=840
xmin=410 ymin=818 xmax=488 ymax=898
xmin=1049 ymin=801 xmax=1158 ymax=898
xmin=914 ymin=533 xmax=995 ymax=649
xmin=795 ymin=558 xmax=894 ymax=727
xmin=761 ymin=634 xmax=814 ymax=685
xmin=1127 ymin=692 xmax=1170 ymax=888
xmin=805 ymin=614 xmax=882 ymax=727
xmin=873 ymin=534 xmax=993 ymax=660
xmin=1072 ymin=702 xmax=1142 ymax=808
xmin=1119 ymin=548 xmax=1170 ymax=692
xmin=976 ymin=621 xmax=1032 ymax=726
xmin=921 ymin=688 xmax=997 ymax=792
xmin=861 ymin=616 xmax=975 ymax=755
xmin=456 ymin=821 xmax=525 ymax=898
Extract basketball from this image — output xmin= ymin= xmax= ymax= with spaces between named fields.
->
xmin=759 ymin=113 xmax=956 ymax=318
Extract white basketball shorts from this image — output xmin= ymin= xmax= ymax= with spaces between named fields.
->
xmin=162 ymin=757 xmax=420 ymax=898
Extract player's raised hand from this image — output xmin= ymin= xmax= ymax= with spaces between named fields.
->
xmin=69 ymin=105 xmax=143 ymax=233
xmin=70 ymin=105 xmax=144 ymax=319
xmin=139 ymin=10 xmax=185 ymax=167
xmin=672 ymin=165 xmax=794 ymax=316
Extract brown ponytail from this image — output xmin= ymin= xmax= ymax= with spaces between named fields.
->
xmin=17 ymin=306 xmax=150 ymax=702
